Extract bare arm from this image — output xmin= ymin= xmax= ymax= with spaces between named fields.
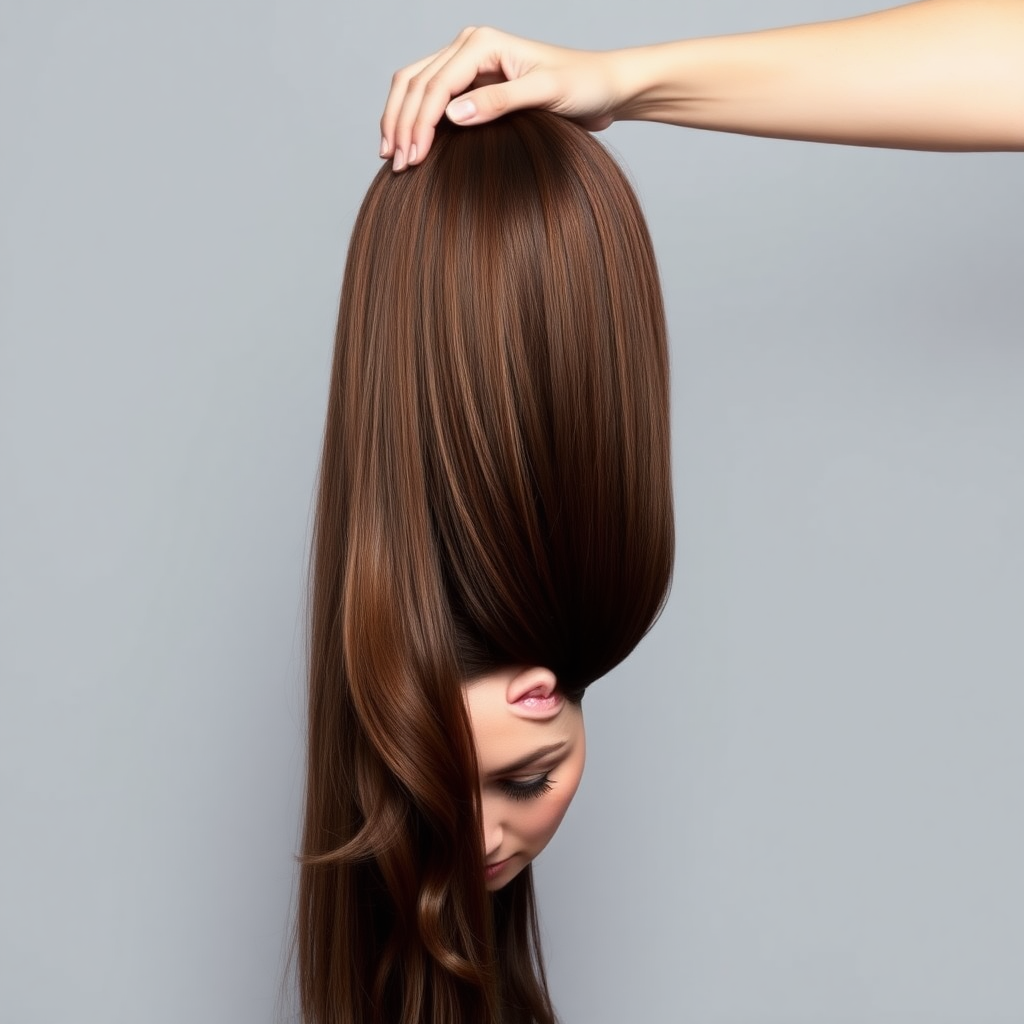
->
xmin=380 ymin=0 xmax=1024 ymax=168
xmin=618 ymin=0 xmax=1024 ymax=151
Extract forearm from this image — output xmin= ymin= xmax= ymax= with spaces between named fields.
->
xmin=616 ymin=0 xmax=1024 ymax=151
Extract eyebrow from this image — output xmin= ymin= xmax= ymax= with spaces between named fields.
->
xmin=490 ymin=740 xmax=569 ymax=777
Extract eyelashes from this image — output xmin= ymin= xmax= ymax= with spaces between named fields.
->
xmin=498 ymin=773 xmax=554 ymax=802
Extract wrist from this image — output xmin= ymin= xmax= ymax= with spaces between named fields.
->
xmin=609 ymin=40 xmax=696 ymax=124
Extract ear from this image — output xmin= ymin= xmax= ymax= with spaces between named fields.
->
xmin=506 ymin=666 xmax=564 ymax=720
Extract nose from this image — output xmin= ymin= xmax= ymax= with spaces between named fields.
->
xmin=481 ymin=799 xmax=503 ymax=860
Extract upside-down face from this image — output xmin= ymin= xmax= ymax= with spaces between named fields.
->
xmin=463 ymin=666 xmax=586 ymax=890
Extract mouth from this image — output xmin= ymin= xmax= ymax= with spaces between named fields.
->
xmin=484 ymin=856 xmax=513 ymax=882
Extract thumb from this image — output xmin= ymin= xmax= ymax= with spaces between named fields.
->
xmin=445 ymin=74 xmax=553 ymax=125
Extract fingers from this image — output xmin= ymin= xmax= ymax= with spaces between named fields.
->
xmin=380 ymin=26 xmax=480 ymax=170
xmin=379 ymin=47 xmax=448 ymax=159
xmin=382 ymin=27 xmax=542 ymax=171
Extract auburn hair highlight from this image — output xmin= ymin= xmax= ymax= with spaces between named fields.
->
xmin=298 ymin=111 xmax=674 ymax=1024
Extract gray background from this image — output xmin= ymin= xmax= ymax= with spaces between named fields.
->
xmin=1 ymin=1 xmax=1021 ymax=1022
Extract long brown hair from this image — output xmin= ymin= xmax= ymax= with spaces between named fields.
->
xmin=298 ymin=110 xmax=673 ymax=1024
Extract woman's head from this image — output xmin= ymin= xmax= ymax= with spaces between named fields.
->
xmin=300 ymin=110 xmax=673 ymax=1024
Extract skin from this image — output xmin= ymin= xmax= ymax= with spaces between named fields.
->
xmin=380 ymin=1 xmax=1024 ymax=169
xmin=463 ymin=665 xmax=586 ymax=891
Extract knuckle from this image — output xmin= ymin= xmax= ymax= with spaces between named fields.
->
xmin=421 ymin=78 xmax=446 ymax=100
xmin=488 ymin=84 xmax=510 ymax=114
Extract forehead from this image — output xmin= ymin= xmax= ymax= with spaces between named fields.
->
xmin=463 ymin=675 xmax=579 ymax=773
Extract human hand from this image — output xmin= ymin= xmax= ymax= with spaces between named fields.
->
xmin=380 ymin=26 xmax=626 ymax=170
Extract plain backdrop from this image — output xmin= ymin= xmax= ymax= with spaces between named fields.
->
xmin=1 ymin=1 xmax=1022 ymax=1022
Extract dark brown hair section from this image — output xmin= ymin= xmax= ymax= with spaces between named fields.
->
xmin=298 ymin=110 xmax=674 ymax=1024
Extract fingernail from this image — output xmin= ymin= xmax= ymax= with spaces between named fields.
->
xmin=393 ymin=148 xmax=405 ymax=171
xmin=409 ymin=143 xmax=418 ymax=163
xmin=380 ymin=136 xmax=388 ymax=157
xmin=447 ymin=99 xmax=476 ymax=123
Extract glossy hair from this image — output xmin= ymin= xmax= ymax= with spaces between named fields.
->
xmin=298 ymin=110 xmax=674 ymax=1024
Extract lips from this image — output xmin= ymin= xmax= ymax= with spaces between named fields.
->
xmin=484 ymin=856 xmax=512 ymax=880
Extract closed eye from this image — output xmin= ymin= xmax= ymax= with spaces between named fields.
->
xmin=498 ymin=773 xmax=553 ymax=801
